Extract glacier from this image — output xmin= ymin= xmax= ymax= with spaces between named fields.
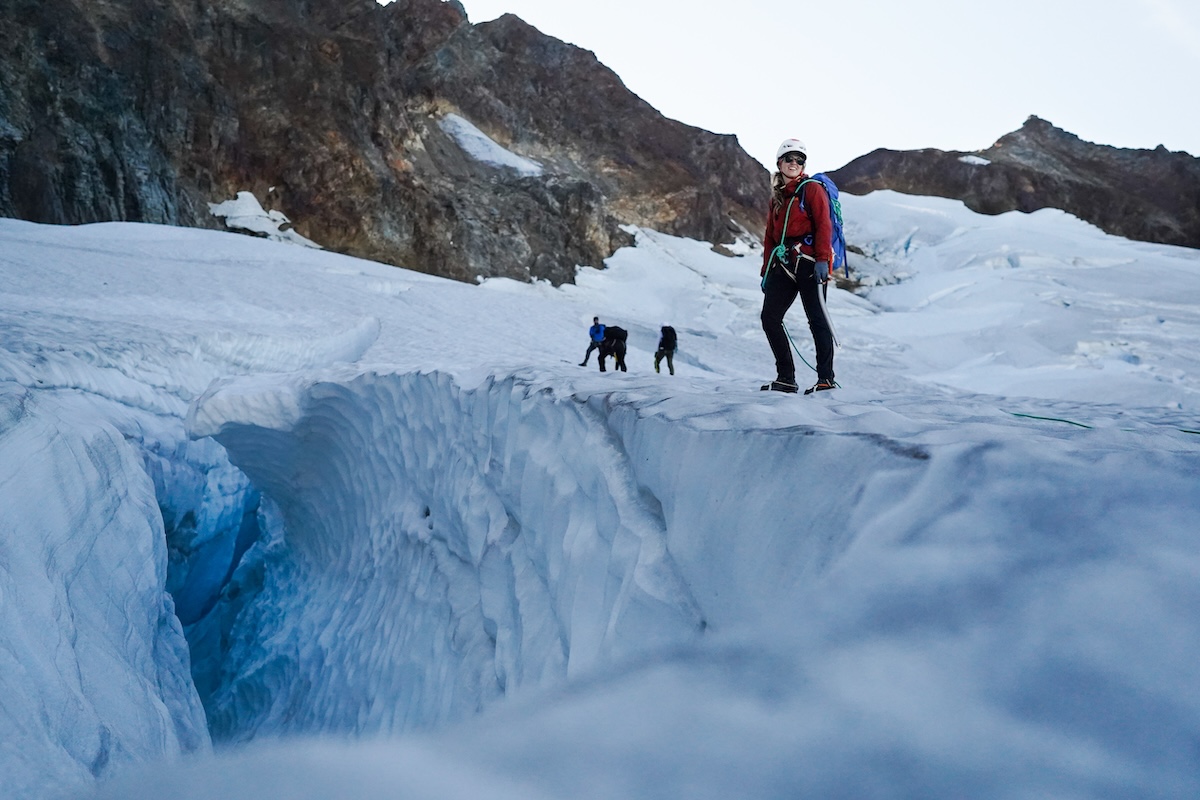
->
xmin=1 ymin=192 xmax=1198 ymax=798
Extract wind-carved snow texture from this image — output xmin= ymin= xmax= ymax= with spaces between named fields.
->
xmin=0 ymin=384 xmax=209 ymax=799
xmin=185 ymin=369 xmax=709 ymax=739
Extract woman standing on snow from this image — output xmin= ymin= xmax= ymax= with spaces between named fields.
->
xmin=759 ymin=138 xmax=836 ymax=394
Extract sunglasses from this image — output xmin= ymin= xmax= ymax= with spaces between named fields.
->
xmin=780 ymin=153 xmax=805 ymax=165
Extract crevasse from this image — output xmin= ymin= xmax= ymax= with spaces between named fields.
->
xmin=185 ymin=368 xmax=707 ymax=738
xmin=183 ymin=367 xmax=923 ymax=740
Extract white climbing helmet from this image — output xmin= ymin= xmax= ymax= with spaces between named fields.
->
xmin=775 ymin=138 xmax=807 ymax=162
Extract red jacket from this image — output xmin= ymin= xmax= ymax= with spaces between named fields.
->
xmin=761 ymin=175 xmax=833 ymax=275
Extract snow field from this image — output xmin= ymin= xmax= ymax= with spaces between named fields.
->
xmin=0 ymin=188 xmax=1198 ymax=797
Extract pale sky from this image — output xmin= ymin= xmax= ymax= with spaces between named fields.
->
xmin=443 ymin=0 xmax=1200 ymax=172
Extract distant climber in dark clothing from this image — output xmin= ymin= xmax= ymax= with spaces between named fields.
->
xmin=579 ymin=316 xmax=605 ymax=366
xmin=598 ymin=326 xmax=628 ymax=372
xmin=655 ymin=325 xmax=677 ymax=375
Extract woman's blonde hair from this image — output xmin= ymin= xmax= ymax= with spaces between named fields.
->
xmin=771 ymin=171 xmax=790 ymax=208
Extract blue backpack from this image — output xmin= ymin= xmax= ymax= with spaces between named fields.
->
xmin=797 ymin=174 xmax=849 ymax=277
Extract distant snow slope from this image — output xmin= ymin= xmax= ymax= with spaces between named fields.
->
xmin=1 ymin=191 xmax=1198 ymax=799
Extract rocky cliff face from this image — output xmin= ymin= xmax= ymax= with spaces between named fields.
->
xmin=0 ymin=0 xmax=768 ymax=284
xmin=829 ymin=116 xmax=1200 ymax=250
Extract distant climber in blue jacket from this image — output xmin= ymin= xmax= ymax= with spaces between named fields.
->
xmin=579 ymin=316 xmax=605 ymax=366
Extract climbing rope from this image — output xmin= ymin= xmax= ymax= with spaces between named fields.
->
xmin=760 ymin=193 xmax=797 ymax=292
xmin=1006 ymin=412 xmax=1092 ymax=429
xmin=783 ymin=323 xmax=818 ymax=374
xmin=1005 ymin=411 xmax=1200 ymax=436
xmin=782 ymin=322 xmax=841 ymax=388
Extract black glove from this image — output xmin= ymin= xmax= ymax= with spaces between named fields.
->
xmin=814 ymin=261 xmax=830 ymax=283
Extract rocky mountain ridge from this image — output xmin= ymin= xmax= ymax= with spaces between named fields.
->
xmin=3 ymin=2 xmax=1197 ymax=286
xmin=829 ymin=117 xmax=1200 ymax=251
xmin=0 ymin=0 xmax=767 ymax=285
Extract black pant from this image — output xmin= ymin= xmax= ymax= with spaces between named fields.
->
xmin=600 ymin=343 xmax=626 ymax=372
xmin=582 ymin=340 xmax=600 ymax=364
xmin=760 ymin=263 xmax=834 ymax=384
xmin=654 ymin=348 xmax=674 ymax=374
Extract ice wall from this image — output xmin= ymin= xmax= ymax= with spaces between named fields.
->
xmin=184 ymin=366 xmax=933 ymax=739
xmin=0 ymin=384 xmax=209 ymax=798
xmin=186 ymin=368 xmax=710 ymax=738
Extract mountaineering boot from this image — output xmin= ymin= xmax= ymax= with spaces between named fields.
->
xmin=804 ymin=379 xmax=836 ymax=395
xmin=760 ymin=380 xmax=799 ymax=393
